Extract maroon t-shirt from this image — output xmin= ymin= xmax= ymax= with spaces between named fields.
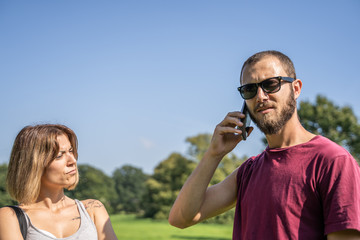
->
xmin=233 ymin=136 xmax=360 ymax=240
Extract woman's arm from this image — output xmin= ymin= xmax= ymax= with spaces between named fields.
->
xmin=0 ymin=207 xmax=24 ymax=240
xmin=82 ymin=199 xmax=118 ymax=240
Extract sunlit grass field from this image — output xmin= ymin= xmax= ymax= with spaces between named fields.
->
xmin=110 ymin=214 xmax=232 ymax=240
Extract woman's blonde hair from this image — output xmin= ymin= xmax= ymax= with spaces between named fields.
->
xmin=6 ymin=124 xmax=79 ymax=204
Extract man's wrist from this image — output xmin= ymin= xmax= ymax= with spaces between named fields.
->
xmin=203 ymin=149 xmax=225 ymax=164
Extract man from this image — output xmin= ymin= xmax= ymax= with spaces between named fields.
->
xmin=168 ymin=50 xmax=360 ymax=239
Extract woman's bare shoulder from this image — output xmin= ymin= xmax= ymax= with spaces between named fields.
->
xmin=0 ymin=206 xmax=18 ymax=217
xmin=0 ymin=207 xmax=24 ymax=239
xmin=80 ymin=199 xmax=104 ymax=210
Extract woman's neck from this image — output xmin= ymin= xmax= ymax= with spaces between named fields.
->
xmin=32 ymin=188 xmax=72 ymax=211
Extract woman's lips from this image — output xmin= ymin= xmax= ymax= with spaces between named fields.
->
xmin=67 ymin=169 xmax=77 ymax=174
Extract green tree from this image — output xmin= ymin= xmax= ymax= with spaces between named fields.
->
xmin=298 ymin=95 xmax=360 ymax=162
xmin=186 ymin=133 xmax=213 ymax=162
xmin=0 ymin=164 xmax=16 ymax=207
xmin=65 ymin=164 xmax=117 ymax=213
xmin=142 ymin=153 xmax=196 ymax=219
xmin=186 ymin=133 xmax=247 ymax=184
xmin=112 ymin=165 xmax=148 ymax=214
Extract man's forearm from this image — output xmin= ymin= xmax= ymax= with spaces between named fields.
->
xmin=168 ymin=151 xmax=222 ymax=228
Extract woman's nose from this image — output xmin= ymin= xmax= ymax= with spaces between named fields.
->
xmin=67 ymin=153 xmax=77 ymax=164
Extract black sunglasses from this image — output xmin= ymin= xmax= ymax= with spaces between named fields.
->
xmin=237 ymin=76 xmax=295 ymax=100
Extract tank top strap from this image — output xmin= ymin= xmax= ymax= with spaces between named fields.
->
xmin=74 ymin=199 xmax=91 ymax=221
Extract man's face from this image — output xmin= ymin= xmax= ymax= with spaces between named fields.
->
xmin=241 ymin=56 xmax=297 ymax=135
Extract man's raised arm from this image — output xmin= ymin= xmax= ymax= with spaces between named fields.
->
xmin=168 ymin=112 xmax=252 ymax=228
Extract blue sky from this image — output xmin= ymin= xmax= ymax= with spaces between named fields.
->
xmin=1 ymin=0 xmax=359 ymax=175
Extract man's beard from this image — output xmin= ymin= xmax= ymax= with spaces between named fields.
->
xmin=249 ymin=89 xmax=297 ymax=135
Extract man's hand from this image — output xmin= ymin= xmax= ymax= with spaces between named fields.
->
xmin=207 ymin=111 xmax=253 ymax=160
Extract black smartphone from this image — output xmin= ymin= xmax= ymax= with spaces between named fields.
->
xmin=240 ymin=101 xmax=251 ymax=140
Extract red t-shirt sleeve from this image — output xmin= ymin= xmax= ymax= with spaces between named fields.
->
xmin=318 ymin=153 xmax=360 ymax=235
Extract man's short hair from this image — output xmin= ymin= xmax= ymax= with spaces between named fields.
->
xmin=240 ymin=50 xmax=297 ymax=84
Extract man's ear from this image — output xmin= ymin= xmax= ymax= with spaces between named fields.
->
xmin=293 ymin=79 xmax=302 ymax=100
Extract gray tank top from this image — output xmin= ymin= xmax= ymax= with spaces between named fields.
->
xmin=22 ymin=199 xmax=98 ymax=240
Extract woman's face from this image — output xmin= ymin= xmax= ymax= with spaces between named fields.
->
xmin=41 ymin=134 xmax=78 ymax=190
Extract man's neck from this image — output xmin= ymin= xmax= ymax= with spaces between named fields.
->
xmin=265 ymin=114 xmax=316 ymax=149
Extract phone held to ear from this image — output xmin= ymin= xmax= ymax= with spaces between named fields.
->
xmin=240 ymin=101 xmax=251 ymax=140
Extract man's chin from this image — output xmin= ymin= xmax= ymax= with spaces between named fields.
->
xmin=254 ymin=111 xmax=275 ymax=122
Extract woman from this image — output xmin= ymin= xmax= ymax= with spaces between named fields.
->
xmin=0 ymin=124 xmax=118 ymax=240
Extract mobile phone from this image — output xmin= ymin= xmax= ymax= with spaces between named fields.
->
xmin=240 ymin=101 xmax=251 ymax=140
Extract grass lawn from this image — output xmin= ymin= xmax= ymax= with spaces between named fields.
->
xmin=110 ymin=214 xmax=232 ymax=240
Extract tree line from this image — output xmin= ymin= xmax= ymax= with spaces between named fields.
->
xmin=0 ymin=95 xmax=359 ymax=224
xmin=0 ymin=133 xmax=245 ymax=224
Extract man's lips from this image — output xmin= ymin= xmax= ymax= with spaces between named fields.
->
xmin=255 ymin=105 xmax=274 ymax=114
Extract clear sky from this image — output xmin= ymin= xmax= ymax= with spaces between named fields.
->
xmin=1 ymin=0 xmax=359 ymax=175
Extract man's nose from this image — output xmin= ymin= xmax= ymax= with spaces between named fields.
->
xmin=255 ymin=86 xmax=269 ymax=102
